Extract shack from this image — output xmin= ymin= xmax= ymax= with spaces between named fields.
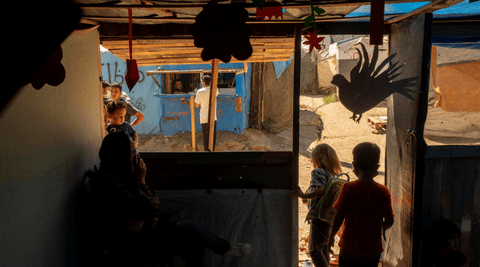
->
xmin=101 ymin=49 xmax=252 ymax=136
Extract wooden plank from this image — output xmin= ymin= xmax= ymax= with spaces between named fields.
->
xmin=165 ymin=73 xmax=171 ymax=94
xmin=235 ymin=97 xmax=242 ymax=113
xmin=190 ymin=95 xmax=196 ymax=151
xmin=133 ymin=56 xmax=293 ymax=65
xmin=451 ymin=158 xmax=465 ymax=223
xmin=367 ymin=116 xmax=387 ymax=130
xmin=111 ymin=50 xmax=294 ymax=59
xmin=208 ymin=59 xmax=219 ymax=152
xmin=293 ymin=24 xmax=301 ymax=188
xmin=81 ymin=1 xmax=428 ymax=11
xmin=443 ymin=157 xmax=454 ymax=220
xmin=426 ymin=145 xmax=480 ymax=159
xmin=141 ymin=151 xmax=294 ymax=190
xmin=163 ymin=116 xmax=178 ymax=121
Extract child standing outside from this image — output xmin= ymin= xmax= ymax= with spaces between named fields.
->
xmin=106 ymin=101 xmax=138 ymax=147
xmin=329 ymin=142 xmax=394 ymax=267
xmin=109 ymin=82 xmax=145 ymax=127
xmin=293 ymin=144 xmax=343 ymax=267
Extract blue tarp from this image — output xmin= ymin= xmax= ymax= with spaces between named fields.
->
xmin=345 ymin=0 xmax=480 ymax=18
xmin=272 ymin=53 xmax=294 ymax=79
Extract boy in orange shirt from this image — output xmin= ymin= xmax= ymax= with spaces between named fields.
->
xmin=329 ymin=142 xmax=394 ymax=267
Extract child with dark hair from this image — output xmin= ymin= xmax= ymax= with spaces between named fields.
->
xmin=106 ymin=101 xmax=138 ymax=147
xmin=329 ymin=142 xmax=394 ymax=267
xmin=109 ymin=82 xmax=145 ymax=126
xmin=422 ymin=217 xmax=466 ymax=267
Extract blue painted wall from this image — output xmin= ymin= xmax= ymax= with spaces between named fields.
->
xmin=101 ymin=50 xmax=252 ymax=135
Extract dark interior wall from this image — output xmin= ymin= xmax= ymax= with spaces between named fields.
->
xmin=422 ymin=146 xmax=480 ymax=267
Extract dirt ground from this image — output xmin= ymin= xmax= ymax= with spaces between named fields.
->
xmin=138 ymin=95 xmax=389 ymax=265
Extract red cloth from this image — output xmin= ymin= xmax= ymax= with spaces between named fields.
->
xmin=333 ymin=180 xmax=394 ymax=256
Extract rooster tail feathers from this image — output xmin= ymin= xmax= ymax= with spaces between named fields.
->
xmin=372 ymin=53 xmax=397 ymax=77
xmin=369 ymin=45 xmax=379 ymax=74
xmin=390 ymin=77 xmax=421 ymax=100
xmin=388 ymin=73 xmax=402 ymax=82
xmin=387 ymin=63 xmax=404 ymax=77
xmin=359 ymin=43 xmax=370 ymax=74
xmin=396 ymin=88 xmax=418 ymax=100
xmin=350 ymin=48 xmax=363 ymax=79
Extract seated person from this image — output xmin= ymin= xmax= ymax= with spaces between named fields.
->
xmin=89 ymin=131 xmax=252 ymax=267
xmin=106 ymin=101 xmax=138 ymax=147
xmin=173 ymin=79 xmax=185 ymax=94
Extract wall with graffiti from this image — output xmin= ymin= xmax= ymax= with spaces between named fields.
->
xmin=101 ymin=50 xmax=252 ymax=136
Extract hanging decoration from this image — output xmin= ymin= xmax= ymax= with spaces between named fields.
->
xmin=369 ymin=0 xmax=385 ymax=45
xmin=25 ymin=46 xmax=66 ymax=90
xmin=303 ymin=5 xmax=326 ymax=54
xmin=256 ymin=6 xmax=283 ymax=20
xmin=125 ymin=9 xmax=140 ymax=92
xmin=303 ymin=31 xmax=324 ymax=54
xmin=189 ymin=2 xmax=252 ymax=63
xmin=331 ymin=43 xmax=419 ymax=122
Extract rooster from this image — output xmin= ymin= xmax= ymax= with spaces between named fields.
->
xmin=331 ymin=43 xmax=419 ymax=123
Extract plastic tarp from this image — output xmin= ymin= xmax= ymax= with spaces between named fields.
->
xmin=431 ymin=45 xmax=480 ymax=112
xmin=272 ymin=53 xmax=293 ymax=79
xmin=422 ymin=40 xmax=480 ymax=140
xmin=262 ymin=61 xmax=294 ymax=133
xmin=155 ymin=189 xmax=296 ymax=267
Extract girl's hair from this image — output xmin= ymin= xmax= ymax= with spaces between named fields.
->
xmin=311 ymin=144 xmax=342 ymax=176
xmin=99 ymin=131 xmax=132 ymax=175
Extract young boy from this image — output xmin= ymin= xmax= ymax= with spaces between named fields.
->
xmin=106 ymin=101 xmax=138 ymax=147
xmin=329 ymin=142 xmax=394 ymax=267
xmin=109 ymin=82 xmax=145 ymax=127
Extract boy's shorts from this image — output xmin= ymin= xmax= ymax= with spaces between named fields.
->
xmin=338 ymin=249 xmax=381 ymax=267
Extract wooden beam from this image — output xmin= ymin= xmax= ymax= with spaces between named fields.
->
xmin=385 ymin=0 xmax=464 ymax=24
xmin=133 ymin=57 xmax=293 ymax=66
xmin=190 ymin=95 xmax=196 ymax=152
xmin=207 ymin=59 xmax=219 ymax=152
xmin=293 ymin=24 xmax=302 ymax=189
xmin=79 ymin=0 xmax=429 ymax=11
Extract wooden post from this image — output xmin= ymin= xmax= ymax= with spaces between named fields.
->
xmin=190 ymin=95 xmax=196 ymax=151
xmin=293 ymin=24 xmax=302 ymax=187
xmin=165 ymin=74 xmax=172 ymax=94
xmin=207 ymin=58 xmax=219 ymax=152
